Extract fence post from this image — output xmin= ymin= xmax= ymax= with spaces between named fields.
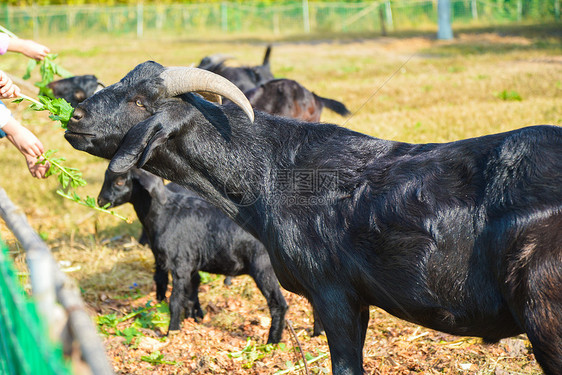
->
xmin=437 ymin=0 xmax=453 ymax=40
xmin=137 ymin=2 xmax=143 ymax=38
xmin=221 ymin=2 xmax=228 ymax=32
xmin=302 ymin=0 xmax=310 ymax=33
xmin=471 ymin=0 xmax=478 ymax=20
xmin=555 ymin=0 xmax=560 ymax=20
xmin=517 ymin=0 xmax=522 ymax=21
xmin=273 ymin=6 xmax=280 ymax=35
xmin=32 ymin=3 xmax=39 ymax=40
xmin=385 ymin=1 xmax=394 ymax=31
xmin=1 ymin=3 xmax=8 ymax=29
xmin=379 ymin=3 xmax=387 ymax=36
xmin=0 ymin=190 xmax=58 ymax=336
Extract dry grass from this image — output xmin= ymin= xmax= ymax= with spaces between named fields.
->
xmin=0 ymin=23 xmax=560 ymax=374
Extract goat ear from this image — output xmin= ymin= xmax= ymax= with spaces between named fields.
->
xmin=109 ymin=116 xmax=171 ymax=173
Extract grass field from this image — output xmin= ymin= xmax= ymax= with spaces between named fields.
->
xmin=0 ymin=23 xmax=561 ymax=374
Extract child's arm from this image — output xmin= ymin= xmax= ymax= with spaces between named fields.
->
xmin=5 ymin=37 xmax=50 ymax=61
xmin=2 ymin=117 xmax=50 ymax=178
xmin=2 ymin=117 xmax=43 ymax=158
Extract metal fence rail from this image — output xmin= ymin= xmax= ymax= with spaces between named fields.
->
xmin=0 ymin=188 xmax=114 ymax=375
xmin=1 ymin=0 xmax=560 ymax=39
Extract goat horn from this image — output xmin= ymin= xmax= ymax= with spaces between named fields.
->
xmin=160 ymin=67 xmax=254 ymax=122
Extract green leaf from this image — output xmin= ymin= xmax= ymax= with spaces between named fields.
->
xmin=117 ymin=326 xmax=143 ymax=345
xmin=141 ymin=351 xmax=177 ymax=365
xmin=23 ymin=59 xmax=37 ymax=80
xmin=85 ymin=196 xmax=97 ymax=207
xmin=97 ymin=313 xmax=118 ymax=328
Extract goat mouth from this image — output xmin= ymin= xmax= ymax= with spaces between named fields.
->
xmin=64 ymin=130 xmax=95 ymax=138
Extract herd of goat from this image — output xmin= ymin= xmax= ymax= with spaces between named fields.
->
xmin=48 ymin=45 xmax=561 ymax=375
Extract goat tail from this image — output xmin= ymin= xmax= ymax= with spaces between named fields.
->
xmin=263 ymin=45 xmax=272 ymax=66
xmin=313 ymin=93 xmax=351 ymax=117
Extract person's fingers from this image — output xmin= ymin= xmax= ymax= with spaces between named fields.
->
xmin=34 ymin=142 xmax=44 ymax=155
xmin=30 ymin=145 xmax=42 ymax=158
xmin=38 ymin=162 xmax=50 ymax=178
xmin=27 ymin=159 xmax=48 ymax=179
xmin=33 ymin=45 xmax=50 ymax=61
xmin=1 ymin=86 xmax=16 ymax=98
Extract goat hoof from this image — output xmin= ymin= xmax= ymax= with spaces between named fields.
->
xmin=167 ymin=329 xmax=181 ymax=336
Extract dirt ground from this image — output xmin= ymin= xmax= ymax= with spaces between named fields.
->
xmin=91 ymin=246 xmax=542 ymax=375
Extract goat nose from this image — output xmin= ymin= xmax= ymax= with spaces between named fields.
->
xmin=98 ymin=196 xmax=109 ymax=208
xmin=71 ymin=107 xmax=84 ymax=122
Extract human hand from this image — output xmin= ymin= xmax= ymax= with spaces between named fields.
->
xmin=8 ymin=38 xmax=50 ymax=61
xmin=0 ymin=70 xmax=21 ymax=99
xmin=25 ymin=154 xmax=50 ymax=179
xmin=4 ymin=120 xmax=44 ymax=158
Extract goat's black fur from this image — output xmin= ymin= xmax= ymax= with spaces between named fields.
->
xmin=197 ymin=45 xmax=274 ymax=92
xmin=97 ymin=167 xmax=292 ymax=343
xmin=66 ymin=61 xmax=562 ymax=375
xmin=245 ymin=78 xmax=351 ymax=122
xmin=48 ymin=75 xmax=104 ymax=108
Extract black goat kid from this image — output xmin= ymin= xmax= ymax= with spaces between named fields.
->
xmin=97 ymin=167 xmax=290 ymax=343
xmin=48 ymin=75 xmax=105 ymax=108
xmin=66 ymin=61 xmax=562 ymax=375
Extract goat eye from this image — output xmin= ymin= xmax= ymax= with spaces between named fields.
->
xmin=135 ymin=99 xmax=144 ymax=107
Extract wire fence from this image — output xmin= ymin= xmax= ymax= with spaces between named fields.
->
xmin=0 ymin=241 xmax=71 ymax=375
xmin=0 ymin=188 xmax=114 ymax=375
xmin=1 ymin=0 xmax=560 ymax=39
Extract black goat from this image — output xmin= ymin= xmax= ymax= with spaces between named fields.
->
xmin=245 ymin=78 xmax=351 ymax=122
xmin=197 ymin=45 xmax=274 ymax=92
xmin=48 ymin=75 xmax=105 ymax=108
xmin=97 ymin=167 xmax=291 ymax=343
xmin=65 ymin=61 xmax=562 ymax=375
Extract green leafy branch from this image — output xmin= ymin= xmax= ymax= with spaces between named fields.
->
xmin=23 ymin=53 xmax=73 ymax=98
xmin=97 ymin=301 xmax=170 ymax=346
xmin=13 ymin=68 xmax=74 ymax=130
xmin=228 ymin=338 xmax=282 ymax=369
xmin=274 ymin=351 xmax=329 ymax=375
xmin=36 ymin=150 xmax=130 ymax=222
xmin=141 ymin=351 xmax=178 ymax=366
xmin=41 ymin=149 xmax=86 ymax=189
